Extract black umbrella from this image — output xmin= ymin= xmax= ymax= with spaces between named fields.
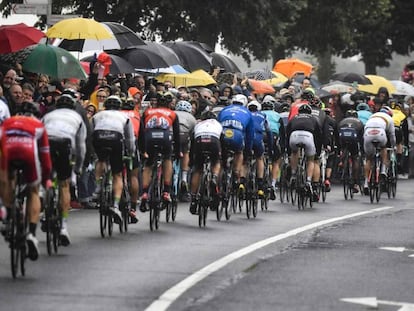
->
xmin=58 ymin=22 xmax=145 ymax=52
xmin=211 ymin=52 xmax=241 ymax=73
xmin=81 ymin=53 xmax=135 ymax=75
xmin=117 ymin=43 xmax=180 ymax=70
xmin=406 ymin=60 xmax=414 ymax=70
xmin=164 ymin=41 xmax=212 ymax=72
xmin=330 ymin=72 xmax=371 ymax=85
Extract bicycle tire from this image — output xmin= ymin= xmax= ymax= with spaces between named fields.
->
xmin=45 ymin=188 xmax=54 ymax=256
xmin=342 ymin=151 xmax=349 ymax=200
xmin=149 ymin=202 xmax=156 ymax=231
xmin=171 ymin=197 xmax=178 ymax=221
xmin=165 ymin=201 xmax=171 ymax=223
xmin=99 ymin=174 xmax=107 ymax=238
xmin=10 ymin=201 xmax=19 ymax=279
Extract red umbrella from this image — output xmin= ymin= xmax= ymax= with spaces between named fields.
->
xmin=0 ymin=23 xmax=45 ymax=54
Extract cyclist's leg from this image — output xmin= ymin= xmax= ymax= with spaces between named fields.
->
xmin=26 ymin=184 xmax=41 ymax=260
xmin=108 ymin=136 xmax=124 ymax=223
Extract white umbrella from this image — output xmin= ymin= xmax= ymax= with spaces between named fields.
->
xmin=390 ymin=80 xmax=414 ymax=96
xmin=321 ymin=80 xmax=353 ymax=93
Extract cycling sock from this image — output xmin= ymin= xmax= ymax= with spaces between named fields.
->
xmin=306 ymin=176 xmax=312 ymax=183
xmin=29 ymin=223 xmax=37 ymax=236
xmin=181 ymin=170 xmax=188 ymax=183
xmin=114 ymin=197 xmax=120 ymax=209
xmin=257 ymin=178 xmax=263 ymax=190
xmin=163 ymin=184 xmax=171 ymax=193
xmin=142 ymin=187 xmax=149 ymax=194
xmin=240 ymin=177 xmax=246 ymax=185
xmin=272 ymin=179 xmax=276 ymax=187
xmin=131 ymin=202 xmax=137 ymax=211
xmin=61 ymin=218 xmax=68 ymax=230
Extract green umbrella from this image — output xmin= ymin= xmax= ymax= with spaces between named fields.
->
xmin=22 ymin=44 xmax=87 ymax=79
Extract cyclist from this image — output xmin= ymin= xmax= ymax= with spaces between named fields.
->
xmin=337 ymin=109 xmax=364 ymax=193
xmin=92 ymin=95 xmax=135 ymax=224
xmin=139 ymin=91 xmax=181 ymax=212
xmin=42 ymin=94 xmax=87 ymax=245
xmin=217 ymin=94 xmax=253 ymax=191
xmin=389 ymin=99 xmax=409 ymax=177
xmin=120 ymin=97 xmax=141 ymax=223
xmin=246 ymin=100 xmax=273 ymax=198
xmin=289 ymin=88 xmax=314 ymax=121
xmin=174 ymin=100 xmax=197 ymax=201
xmin=287 ymin=104 xmax=322 ymax=199
xmin=0 ymin=102 xmax=52 ymax=260
xmin=261 ymin=98 xmax=286 ymax=199
xmin=322 ymin=107 xmax=337 ymax=192
xmin=363 ymin=106 xmax=396 ymax=194
xmin=356 ymin=102 xmax=373 ymax=126
xmin=189 ymin=111 xmax=223 ymax=214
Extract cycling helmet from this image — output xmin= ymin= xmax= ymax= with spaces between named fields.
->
xmin=298 ymin=104 xmax=312 ymax=114
xmin=121 ymin=97 xmax=135 ymax=110
xmin=345 ymin=109 xmax=358 ymax=118
xmin=61 ymin=88 xmax=78 ymax=99
xmin=200 ymin=111 xmax=217 ymax=120
xmin=262 ymin=100 xmax=274 ymax=110
xmin=356 ymin=102 xmax=370 ymax=111
xmin=380 ymin=106 xmax=393 ymax=117
xmin=232 ymin=94 xmax=248 ymax=106
xmin=301 ymin=88 xmax=315 ymax=102
xmin=278 ymin=102 xmax=290 ymax=113
xmin=56 ymin=94 xmax=76 ymax=109
xmin=104 ymin=95 xmax=122 ymax=110
xmin=156 ymin=91 xmax=169 ymax=106
xmin=247 ymin=100 xmax=261 ymax=111
xmin=175 ymin=100 xmax=192 ymax=113
xmin=18 ymin=101 xmax=40 ymax=118
xmin=164 ymin=91 xmax=175 ymax=103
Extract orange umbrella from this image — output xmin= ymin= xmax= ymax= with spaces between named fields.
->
xmin=273 ymin=58 xmax=313 ymax=78
xmin=248 ymin=79 xmax=275 ymax=94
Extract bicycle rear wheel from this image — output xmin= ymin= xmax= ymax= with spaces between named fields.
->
xmin=44 ymin=188 xmax=54 ymax=255
xmin=9 ymin=203 xmax=20 ymax=279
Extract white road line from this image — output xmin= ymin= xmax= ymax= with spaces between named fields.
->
xmin=144 ymin=206 xmax=394 ymax=311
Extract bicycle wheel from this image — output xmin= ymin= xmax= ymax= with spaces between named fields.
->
xmin=171 ymin=196 xmax=178 ymax=221
xmin=342 ymin=153 xmax=349 ymax=200
xmin=375 ymin=159 xmax=382 ymax=203
xmin=99 ymin=175 xmax=107 ymax=237
xmin=9 ymin=202 xmax=20 ymax=279
xmin=149 ymin=202 xmax=156 ymax=231
xmin=44 ymin=188 xmax=54 ymax=256
xmin=165 ymin=200 xmax=171 ymax=223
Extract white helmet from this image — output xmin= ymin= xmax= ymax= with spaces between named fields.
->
xmin=247 ymin=100 xmax=261 ymax=111
xmin=232 ymin=94 xmax=248 ymax=106
xmin=175 ymin=100 xmax=192 ymax=113
xmin=262 ymin=95 xmax=276 ymax=104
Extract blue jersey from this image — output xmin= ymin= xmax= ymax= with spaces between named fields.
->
xmin=250 ymin=111 xmax=273 ymax=156
xmin=357 ymin=110 xmax=372 ymax=126
xmin=218 ymin=104 xmax=254 ymax=150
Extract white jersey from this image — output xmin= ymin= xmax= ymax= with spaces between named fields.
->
xmin=42 ymin=108 xmax=87 ymax=173
xmin=193 ymin=119 xmax=223 ymax=139
xmin=365 ymin=111 xmax=396 ymax=146
xmin=92 ymin=110 xmax=135 ymax=154
xmin=0 ymin=99 xmax=10 ymax=124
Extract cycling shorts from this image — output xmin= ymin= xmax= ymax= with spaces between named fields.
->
xmin=144 ymin=129 xmax=172 ymax=165
xmin=395 ymin=126 xmax=403 ymax=145
xmin=252 ymin=134 xmax=265 ymax=157
xmin=363 ymin=127 xmax=387 ymax=157
xmin=1 ymin=135 xmax=41 ymax=186
xmin=93 ymin=130 xmax=124 ymax=174
xmin=338 ymin=128 xmax=359 ymax=156
xmin=49 ymin=136 xmax=72 ymax=181
xmin=221 ymin=127 xmax=244 ymax=152
xmin=289 ymin=130 xmax=316 ymax=157
xmin=192 ymin=136 xmax=221 ymax=170
xmin=179 ymin=132 xmax=190 ymax=153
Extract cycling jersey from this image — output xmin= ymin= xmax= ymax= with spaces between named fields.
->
xmin=193 ymin=119 xmax=223 ymax=140
xmin=176 ymin=110 xmax=197 ymax=153
xmin=42 ymin=108 xmax=87 ymax=175
xmin=337 ymin=117 xmax=364 ymax=156
xmin=391 ymin=109 xmax=406 ymax=127
xmin=0 ymin=115 xmax=52 ymax=185
xmin=250 ymin=111 xmax=273 ymax=157
xmin=121 ymin=109 xmax=140 ymax=139
xmin=217 ymin=104 xmax=253 ymax=152
xmin=287 ymin=113 xmax=322 ymax=156
xmin=357 ymin=110 xmax=372 ymax=126
xmin=0 ymin=99 xmax=10 ymax=124
xmin=363 ymin=111 xmax=396 ymax=156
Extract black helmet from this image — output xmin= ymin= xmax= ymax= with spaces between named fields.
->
xmin=156 ymin=91 xmax=168 ymax=106
xmin=298 ymin=104 xmax=312 ymax=114
xmin=121 ymin=97 xmax=135 ymax=110
xmin=19 ymin=101 xmax=40 ymax=118
xmin=345 ymin=109 xmax=358 ymax=118
xmin=301 ymin=89 xmax=315 ymax=102
xmin=323 ymin=107 xmax=332 ymax=116
xmin=103 ymin=95 xmax=122 ymax=110
xmin=56 ymin=94 xmax=76 ymax=109
xmin=200 ymin=111 xmax=217 ymax=120
xmin=278 ymin=103 xmax=290 ymax=113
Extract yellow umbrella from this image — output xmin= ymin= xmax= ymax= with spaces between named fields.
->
xmin=263 ymin=71 xmax=288 ymax=86
xmin=46 ymin=17 xmax=113 ymax=40
xmin=358 ymin=74 xmax=396 ymax=95
xmin=157 ymin=69 xmax=216 ymax=87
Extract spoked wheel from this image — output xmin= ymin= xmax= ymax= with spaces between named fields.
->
xmin=149 ymin=203 xmax=157 ymax=231
xmin=165 ymin=201 xmax=171 ymax=223
xmin=198 ymin=203 xmax=204 ymax=227
xmin=215 ymin=196 xmax=223 ymax=221
xmin=107 ymin=211 xmax=113 ymax=236
xmin=171 ymin=197 xmax=178 ymax=221
xmin=245 ymin=194 xmax=251 ymax=219
xmin=10 ymin=206 xmax=19 ymax=279
xmin=375 ymin=182 xmax=381 ymax=203
xmin=343 ymin=180 xmax=348 ymax=200
xmin=99 ymin=206 xmax=107 ymax=237
xmin=122 ymin=206 xmax=128 ymax=233
xmin=321 ymin=182 xmax=327 ymax=202
xmin=45 ymin=188 xmax=54 ymax=256
xmin=252 ymin=196 xmax=258 ymax=218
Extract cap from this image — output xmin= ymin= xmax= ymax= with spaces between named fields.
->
xmin=128 ymin=87 xmax=142 ymax=97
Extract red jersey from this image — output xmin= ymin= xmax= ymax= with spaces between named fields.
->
xmin=143 ymin=107 xmax=177 ymax=130
xmin=288 ymin=100 xmax=309 ymax=121
xmin=121 ymin=109 xmax=140 ymax=138
xmin=0 ymin=116 xmax=52 ymax=185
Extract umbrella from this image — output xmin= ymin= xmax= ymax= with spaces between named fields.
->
xmin=136 ymin=64 xmax=189 ymax=74
xmin=263 ymin=71 xmax=288 ymax=86
xmin=156 ymin=69 xmax=216 ymax=87
xmin=46 ymin=17 xmax=113 ymax=40
xmin=273 ymin=58 xmax=313 ymax=78
xmin=330 ymin=72 xmax=371 ymax=85
xmin=358 ymin=75 xmax=396 ymax=95
xmin=164 ymin=41 xmax=212 ymax=72
xmin=117 ymin=43 xmax=181 ymax=70
xmin=390 ymin=80 xmax=414 ymax=96
xmin=248 ymin=79 xmax=275 ymax=94
xmin=22 ymin=44 xmax=87 ymax=80
xmin=0 ymin=23 xmax=45 ymax=54
xmin=211 ymin=52 xmax=241 ymax=73
xmin=58 ymin=22 xmax=145 ymax=52
xmin=292 ymin=73 xmax=321 ymax=89
xmin=81 ymin=53 xmax=135 ymax=75
xmin=320 ymin=80 xmax=354 ymax=93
